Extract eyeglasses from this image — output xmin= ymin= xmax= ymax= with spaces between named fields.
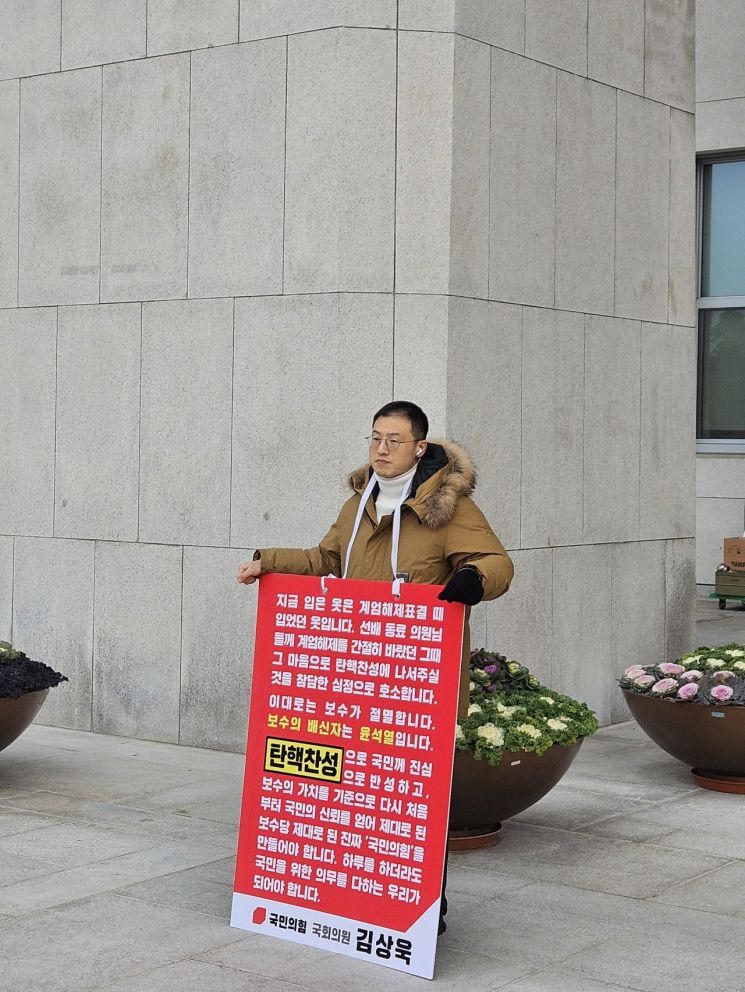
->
xmin=365 ymin=435 xmax=421 ymax=452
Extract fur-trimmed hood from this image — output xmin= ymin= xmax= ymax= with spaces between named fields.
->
xmin=348 ymin=438 xmax=476 ymax=530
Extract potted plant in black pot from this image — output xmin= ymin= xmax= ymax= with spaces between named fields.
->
xmin=618 ymin=643 xmax=745 ymax=793
xmin=0 ymin=641 xmax=67 ymax=753
xmin=449 ymin=650 xmax=599 ymax=850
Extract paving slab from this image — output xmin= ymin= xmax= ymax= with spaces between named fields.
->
xmin=471 ymin=880 xmax=745 ymax=986
xmin=652 ymin=858 xmax=745 ymax=917
xmin=0 ymin=738 xmax=70 ymax=765
xmin=0 ymin=841 xmax=231 ymax=916
xmin=579 ymin=788 xmax=745 ymax=859
xmin=18 ymin=723 xmax=129 ymax=752
xmin=0 ymin=749 xmax=207 ymax=801
xmin=0 ymin=791 xmax=236 ymax=845
xmin=456 ymin=820 xmax=728 ymax=899
xmin=96 ymin=959 xmax=307 ymax=992
xmin=497 ymin=971 xmax=651 ymax=992
xmin=195 ymin=933 xmax=335 ymax=981
xmin=0 ymin=807 xmax=60 ymax=838
xmin=118 ymin=777 xmax=242 ymax=813
xmin=512 ymin=781 xmax=664 ymax=831
xmin=559 ymin=933 xmax=745 ymax=992
xmin=114 ymin=864 xmax=233 ymax=920
xmin=0 ymin=784 xmax=38 ymax=801
xmin=495 ymin=878 xmax=745 ymax=992
xmin=444 ymin=864 xmax=534 ymax=901
xmin=435 ymin=883 xmax=610 ymax=968
xmin=161 ymin=792 xmax=243 ymax=825
xmin=110 ymin=737 xmax=246 ymax=774
xmin=572 ymin=811 xmax=681 ymax=845
xmin=189 ymin=855 xmax=235 ymax=886
xmin=501 ymin=877 xmax=745 ymax=939
xmin=550 ymin=744 xmax=698 ymax=801
xmin=0 ymin=849 xmax=58 ymax=885
xmin=0 ymin=819 xmax=161 ymax=868
xmin=0 ymin=893 xmax=244 ymax=992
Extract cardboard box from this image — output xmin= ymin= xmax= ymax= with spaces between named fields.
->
xmin=715 ymin=570 xmax=745 ymax=596
xmin=723 ymin=537 xmax=745 ymax=573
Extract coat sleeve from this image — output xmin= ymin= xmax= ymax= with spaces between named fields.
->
xmin=444 ymin=496 xmax=514 ymax=601
xmin=255 ymin=519 xmax=343 ymax=578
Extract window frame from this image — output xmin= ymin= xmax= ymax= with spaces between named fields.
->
xmin=696 ymin=154 xmax=745 ymax=453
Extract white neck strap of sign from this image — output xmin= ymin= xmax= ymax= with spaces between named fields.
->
xmin=322 ymin=471 xmax=412 ymax=598
xmin=388 ymin=475 xmax=414 ymax=598
xmin=341 ymin=472 xmax=377 ymax=580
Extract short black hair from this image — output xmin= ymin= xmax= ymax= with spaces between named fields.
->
xmin=372 ymin=401 xmax=428 ymax=439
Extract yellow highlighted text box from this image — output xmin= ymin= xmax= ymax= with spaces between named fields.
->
xmin=264 ymin=737 xmax=344 ymax=782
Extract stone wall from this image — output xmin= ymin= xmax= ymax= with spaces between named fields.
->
xmin=0 ymin=0 xmax=696 ymax=745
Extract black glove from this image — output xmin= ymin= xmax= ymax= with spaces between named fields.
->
xmin=438 ymin=566 xmax=484 ymax=606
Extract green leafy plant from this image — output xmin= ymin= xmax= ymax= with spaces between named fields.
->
xmin=457 ymin=649 xmax=599 ymax=765
xmin=0 ymin=641 xmax=24 ymax=662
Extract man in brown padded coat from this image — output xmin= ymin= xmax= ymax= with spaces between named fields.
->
xmin=238 ymin=400 xmax=513 ymax=935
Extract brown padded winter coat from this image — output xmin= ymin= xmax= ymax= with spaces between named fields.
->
xmin=256 ymin=439 xmax=513 ymax=718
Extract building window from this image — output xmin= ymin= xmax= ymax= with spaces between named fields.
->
xmin=697 ymin=158 xmax=745 ymax=445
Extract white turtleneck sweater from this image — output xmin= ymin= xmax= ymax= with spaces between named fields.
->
xmin=374 ymin=463 xmax=418 ymax=521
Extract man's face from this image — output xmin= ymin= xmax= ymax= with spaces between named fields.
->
xmin=369 ymin=414 xmax=426 ymax=479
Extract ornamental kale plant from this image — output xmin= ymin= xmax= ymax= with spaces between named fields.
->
xmin=618 ymin=644 xmax=745 ymax=705
xmin=456 ymin=649 xmax=599 ymax=765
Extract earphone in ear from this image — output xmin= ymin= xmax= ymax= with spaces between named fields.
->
xmin=416 ymin=449 xmax=423 ymax=456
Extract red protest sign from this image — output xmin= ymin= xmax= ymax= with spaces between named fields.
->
xmin=231 ymin=573 xmax=465 ymax=979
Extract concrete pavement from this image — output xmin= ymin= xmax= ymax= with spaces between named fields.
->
xmin=1 ymin=597 xmax=744 ymax=991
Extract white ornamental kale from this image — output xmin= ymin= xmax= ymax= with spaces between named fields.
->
xmin=476 ymin=723 xmax=504 ymax=746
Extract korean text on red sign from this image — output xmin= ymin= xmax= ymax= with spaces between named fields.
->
xmin=231 ymin=573 xmax=465 ymax=979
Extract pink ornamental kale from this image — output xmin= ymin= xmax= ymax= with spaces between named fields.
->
xmin=651 ymin=678 xmax=678 ymax=695
xmin=658 ymin=663 xmax=685 ymax=675
xmin=677 ymin=682 xmax=699 ymax=700
xmin=710 ymin=684 xmax=734 ymax=703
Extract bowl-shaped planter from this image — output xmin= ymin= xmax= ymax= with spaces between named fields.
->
xmin=619 ymin=645 xmax=745 ymax=793
xmin=448 ymin=740 xmax=583 ymax=850
xmin=0 ymin=642 xmax=67 ymax=754
xmin=0 ymin=689 xmax=50 ymax=753
xmin=622 ymin=689 xmax=745 ymax=792
xmin=449 ymin=649 xmax=599 ymax=850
